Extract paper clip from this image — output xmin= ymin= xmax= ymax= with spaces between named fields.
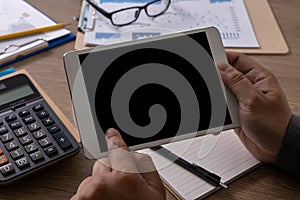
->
xmin=0 ymin=38 xmax=47 ymax=55
xmin=78 ymin=0 xmax=96 ymax=32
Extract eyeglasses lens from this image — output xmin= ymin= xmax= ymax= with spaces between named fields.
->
xmin=146 ymin=0 xmax=170 ymax=17
xmin=112 ymin=8 xmax=140 ymax=25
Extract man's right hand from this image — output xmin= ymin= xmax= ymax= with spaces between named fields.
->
xmin=71 ymin=128 xmax=165 ymax=200
xmin=218 ymin=52 xmax=292 ymax=163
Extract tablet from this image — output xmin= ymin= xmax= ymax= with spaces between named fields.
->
xmin=63 ymin=27 xmax=239 ymax=159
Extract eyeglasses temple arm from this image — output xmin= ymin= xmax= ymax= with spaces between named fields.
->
xmin=86 ymin=0 xmax=111 ymax=18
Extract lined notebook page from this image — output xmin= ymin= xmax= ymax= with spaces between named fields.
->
xmin=139 ymin=130 xmax=260 ymax=200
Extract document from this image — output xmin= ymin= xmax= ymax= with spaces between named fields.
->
xmin=0 ymin=0 xmax=72 ymax=66
xmin=84 ymin=0 xmax=259 ymax=48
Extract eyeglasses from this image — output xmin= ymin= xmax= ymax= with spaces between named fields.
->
xmin=86 ymin=0 xmax=171 ymax=26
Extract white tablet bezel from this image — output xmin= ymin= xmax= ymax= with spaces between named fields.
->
xmin=63 ymin=27 xmax=239 ymax=159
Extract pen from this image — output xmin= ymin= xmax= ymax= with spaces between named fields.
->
xmin=151 ymin=146 xmax=228 ymax=189
xmin=0 ymin=23 xmax=66 ymax=41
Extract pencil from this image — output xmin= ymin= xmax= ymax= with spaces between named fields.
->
xmin=0 ymin=23 xmax=65 ymax=41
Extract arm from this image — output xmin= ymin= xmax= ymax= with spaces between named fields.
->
xmin=276 ymin=115 xmax=300 ymax=179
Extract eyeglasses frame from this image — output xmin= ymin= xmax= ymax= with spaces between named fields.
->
xmin=86 ymin=0 xmax=171 ymax=26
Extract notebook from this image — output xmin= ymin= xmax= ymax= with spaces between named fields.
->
xmin=139 ymin=129 xmax=261 ymax=200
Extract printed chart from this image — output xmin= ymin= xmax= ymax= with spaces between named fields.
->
xmin=84 ymin=0 xmax=258 ymax=48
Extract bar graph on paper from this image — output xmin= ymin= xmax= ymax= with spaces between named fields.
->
xmin=84 ymin=0 xmax=259 ymax=48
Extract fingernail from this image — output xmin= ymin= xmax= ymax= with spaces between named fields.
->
xmin=106 ymin=128 xmax=116 ymax=138
xmin=218 ymin=63 xmax=233 ymax=72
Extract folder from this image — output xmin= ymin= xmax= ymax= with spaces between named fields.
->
xmin=0 ymin=33 xmax=75 ymax=69
xmin=0 ymin=0 xmax=76 ymax=68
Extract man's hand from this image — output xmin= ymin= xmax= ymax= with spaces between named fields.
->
xmin=218 ymin=52 xmax=292 ymax=163
xmin=71 ymin=128 xmax=166 ymax=200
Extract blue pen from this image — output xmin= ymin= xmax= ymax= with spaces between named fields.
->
xmin=0 ymin=67 xmax=16 ymax=77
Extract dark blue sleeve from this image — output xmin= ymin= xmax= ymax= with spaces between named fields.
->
xmin=275 ymin=115 xmax=300 ymax=179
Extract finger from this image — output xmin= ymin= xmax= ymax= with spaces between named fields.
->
xmin=225 ymin=52 xmax=273 ymax=83
xmin=234 ymin=128 xmax=261 ymax=157
xmin=234 ymin=128 xmax=275 ymax=162
xmin=226 ymin=52 xmax=259 ymax=73
xmin=218 ymin=62 xmax=260 ymax=102
xmin=133 ymin=152 xmax=157 ymax=174
xmin=133 ymin=153 xmax=164 ymax=189
xmin=92 ymin=157 xmax=111 ymax=177
xmin=71 ymin=176 xmax=93 ymax=200
xmin=106 ymin=128 xmax=138 ymax=173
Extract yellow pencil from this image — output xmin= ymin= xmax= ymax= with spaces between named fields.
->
xmin=0 ymin=23 xmax=65 ymax=41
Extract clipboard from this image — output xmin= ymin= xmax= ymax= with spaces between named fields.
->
xmin=74 ymin=0 xmax=289 ymax=54
xmin=0 ymin=69 xmax=81 ymax=142
xmin=0 ymin=33 xmax=75 ymax=69
xmin=228 ymin=0 xmax=289 ymax=54
xmin=0 ymin=0 xmax=76 ymax=69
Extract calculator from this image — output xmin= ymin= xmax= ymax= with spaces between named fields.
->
xmin=0 ymin=73 xmax=80 ymax=185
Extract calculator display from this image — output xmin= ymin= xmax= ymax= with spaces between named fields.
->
xmin=0 ymin=85 xmax=34 ymax=106
xmin=0 ymin=74 xmax=40 ymax=111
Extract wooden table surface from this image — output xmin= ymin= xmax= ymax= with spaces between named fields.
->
xmin=0 ymin=0 xmax=299 ymax=199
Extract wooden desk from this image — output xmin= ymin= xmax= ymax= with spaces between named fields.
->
xmin=0 ymin=0 xmax=299 ymax=199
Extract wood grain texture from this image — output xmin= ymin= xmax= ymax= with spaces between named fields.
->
xmin=0 ymin=0 xmax=299 ymax=199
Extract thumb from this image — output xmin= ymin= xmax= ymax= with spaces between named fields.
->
xmin=218 ymin=62 xmax=258 ymax=102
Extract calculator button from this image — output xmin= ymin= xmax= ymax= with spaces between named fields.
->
xmin=10 ymin=148 xmax=24 ymax=159
xmin=5 ymin=114 xmax=17 ymax=123
xmin=27 ymin=122 xmax=40 ymax=132
xmin=30 ymin=151 xmax=44 ymax=162
xmin=33 ymin=130 xmax=46 ymax=139
xmin=0 ymin=133 xmax=13 ymax=142
xmin=44 ymin=145 xmax=58 ymax=157
xmin=19 ymin=110 xmax=30 ymax=117
xmin=47 ymin=124 xmax=60 ymax=134
xmin=24 ymin=143 xmax=39 ymax=153
xmin=0 ymin=155 xmax=9 ymax=166
xmin=38 ymin=137 xmax=52 ymax=147
xmin=0 ymin=125 xmax=8 ymax=135
xmin=15 ymin=157 xmax=29 ymax=168
xmin=53 ymin=133 xmax=71 ymax=149
xmin=14 ymin=127 xmax=27 ymax=137
xmin=19 ymin=135 xmax=33 ymax=145
xmin=0 ymin=163 xmax=15 ymax=175
xmin=5 ymin=140 xmax=19 ymax=151
xmin=9 ymin=120 xmax=22 ymax=130
xmin=36 ymin=110 xmax=49 ymax=119
xmin=33 ymin=104 xmax=44 ymax=112
xmin=42 ymin=117 xmax=54 ymax=126
xmin=23 ymin=115 xmax=35 ymax=125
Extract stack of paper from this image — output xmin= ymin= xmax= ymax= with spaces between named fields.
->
xmin=83 ymin=0 xmax=259 ymax=48
xmin=0 ymin=0 xmax=75 ymax=68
